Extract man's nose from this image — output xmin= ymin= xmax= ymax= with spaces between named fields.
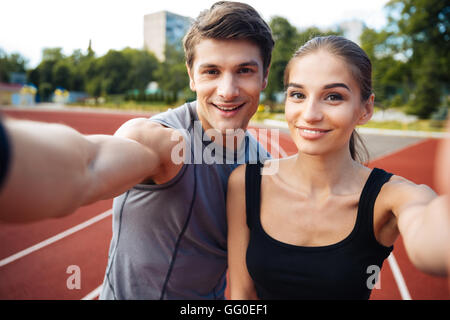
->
xmin=217 ymin=73 xmax=239 ymax=101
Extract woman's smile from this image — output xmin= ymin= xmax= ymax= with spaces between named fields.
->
xmin=296 ymin=126 xmax=332 ymax=140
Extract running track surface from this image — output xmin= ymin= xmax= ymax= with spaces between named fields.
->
xmin=0 ymin=108 xmax=448 ymax=300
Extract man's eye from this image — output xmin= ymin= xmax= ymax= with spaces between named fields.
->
xmin=204 ymin=70 xmax=219 ymax=75
xmin=239 ymin=67 xmax=253 ymax=74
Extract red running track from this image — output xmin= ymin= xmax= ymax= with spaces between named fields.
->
xmin=0 ymin=108 xmax=448 ymax=300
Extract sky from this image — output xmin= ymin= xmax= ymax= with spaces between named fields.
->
xmin=0 ymin=0 xmax=391 ymax=68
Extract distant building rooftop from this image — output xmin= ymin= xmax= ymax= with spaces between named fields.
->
xmin=143 ymin=11 xmax=193 ymax=61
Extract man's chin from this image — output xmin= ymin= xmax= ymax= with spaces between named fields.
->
xmin=215 ymin=123 xmax=249 ymax=135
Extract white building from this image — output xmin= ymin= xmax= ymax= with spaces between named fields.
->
xmin=143 ymin=11 xmax=193 ymax=61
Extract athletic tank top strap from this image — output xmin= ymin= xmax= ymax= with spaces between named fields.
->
xmin=0 ymin=118 xmax=11 ymax=191
xmin=245 ymin=162 xmax=264 ymax=229
xmin=358 ymin=167 xmax=394 ymax=247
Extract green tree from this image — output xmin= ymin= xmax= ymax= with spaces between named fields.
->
xmin=122 ymin=48 xmax=159 ymax=92
xmin=385 ymin=0 xmax=450 ymax=118
xmin=95 ymin=50 xmax=130 ymax=95
xmin=360 ymin=27 xmax=411 ymax=108
xmin=42 ymin=48 xmax=65 ymax=62
xmin=264 ymin=17 xmax=299 ymax=107
xmin=154 ymin=44 xmax=189 ymax=103
xmin=0 ymin=48 xmax=27 ymax=82
xmin=52 ymin=60 xmax=72 ymax=90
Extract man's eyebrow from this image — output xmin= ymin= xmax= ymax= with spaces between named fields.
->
xmin=323 ymin=83 xmax=351 ymax=91
xmin=238 ymin=61 xmax=259 ymax=67
xmin=198 ymin=63 xmax=218 ymax=69
xmin=198 ymin=61 xmax=260 ymax=69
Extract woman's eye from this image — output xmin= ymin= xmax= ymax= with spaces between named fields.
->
xmin=289 ymin=92 xmax=305 ymax=100
xmin=325 ymin=93 xmax=343 ymax=101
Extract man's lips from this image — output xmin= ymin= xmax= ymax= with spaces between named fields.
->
xmin=212 ymin=102 xmax=245 ymax=112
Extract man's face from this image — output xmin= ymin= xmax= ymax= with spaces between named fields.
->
xmin=187 ymin=39 xmax=268 ymax=135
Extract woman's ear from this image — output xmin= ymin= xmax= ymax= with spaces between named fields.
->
xmin=357 ymin=93 xmax=375 ymax=125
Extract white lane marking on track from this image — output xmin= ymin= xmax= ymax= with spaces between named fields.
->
xmin=0 ymin=209 xmax=112 ymax=267
xmin=255 ymin=129 xmax=288 ymax=158
xmin=387 ymin=253 xmax=412 ymax=300
xmin=82 ymin=284 xmax=103 ymax=300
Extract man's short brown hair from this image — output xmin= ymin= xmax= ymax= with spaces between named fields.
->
xmin=183 ymin=1 xmax=274 ymax=74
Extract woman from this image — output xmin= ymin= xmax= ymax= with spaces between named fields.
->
xmin=227 ymin=36 xmax=449 ymax=300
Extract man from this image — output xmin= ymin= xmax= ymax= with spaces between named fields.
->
xmin=100 ymin=2 xmax=273 ymax=300
xmin=0 ymin=1 xmax=274 ymax=299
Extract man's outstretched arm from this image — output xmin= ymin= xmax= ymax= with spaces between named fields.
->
xmin=0 ymin=117 xmax=165 ymax=223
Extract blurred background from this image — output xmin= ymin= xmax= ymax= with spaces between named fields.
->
xmin=0 ymin=0 xmax=449 ymax=130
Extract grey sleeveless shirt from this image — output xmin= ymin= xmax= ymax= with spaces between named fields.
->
xmin=100 ymin=101 xmax=269 ymax=299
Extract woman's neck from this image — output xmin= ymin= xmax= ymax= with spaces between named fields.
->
xmin=288 ymin=148 xmax=366 ymax=199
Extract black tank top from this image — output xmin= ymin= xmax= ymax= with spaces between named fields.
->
xmin=0 ymin=119 xmax=11 ymax=191
xmin=245 ymin=162 xmax=394 ymax=300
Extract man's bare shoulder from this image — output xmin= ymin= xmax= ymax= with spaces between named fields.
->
xmin=114 ymin=118 xmax=186 ymax=183
xmin=115 ymin=118 xmax=182 ymax=152
xmin=115 ymin=118 xmax=169 ymax=139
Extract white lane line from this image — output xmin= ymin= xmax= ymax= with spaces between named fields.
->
xmin=82 ymin=284 xmax=103 ymax=300
xmin=0 ymin=209 xmax=112 ymax=267
xmin=254 ymin=128 xmax=288 ymax=158
xmin=387 ymin=253 xmax=412 ymax=300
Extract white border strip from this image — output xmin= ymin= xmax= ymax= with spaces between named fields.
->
xmin=262 ymin=119 xmax=450 ymax=139
xmin=387 ymin=253 xmax=412 ymax=300
xmin=82 ymin=285 xmax=103 ymax=300
xmin=356 ymin=127 xmax=450 ymax=138
xmin=0 ymin=209 xmax=112 ymax=267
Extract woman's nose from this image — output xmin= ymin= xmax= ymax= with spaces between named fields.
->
xmin=302 ymin=99 xmax=323 ymax=123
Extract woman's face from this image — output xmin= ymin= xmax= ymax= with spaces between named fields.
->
xmin=284 ymin=50 xmax=373 ymax=158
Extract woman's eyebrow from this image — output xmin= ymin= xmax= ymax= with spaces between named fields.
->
xmin=323 ymin=83 xmax=351 ymax=91
xmin=286 ymin=83 xmax=304 ymax=89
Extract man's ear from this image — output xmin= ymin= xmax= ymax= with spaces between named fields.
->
xmin=186 ymin=62 xmax=196 ymax=92
xmin=357 ymin=93 xmax=374 ymax=125
xmin=262 ymin=64 xmax=271 ymax=90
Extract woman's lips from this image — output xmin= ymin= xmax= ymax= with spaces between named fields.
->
xmin=296 ymin=126 xmax=332 ymax=140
